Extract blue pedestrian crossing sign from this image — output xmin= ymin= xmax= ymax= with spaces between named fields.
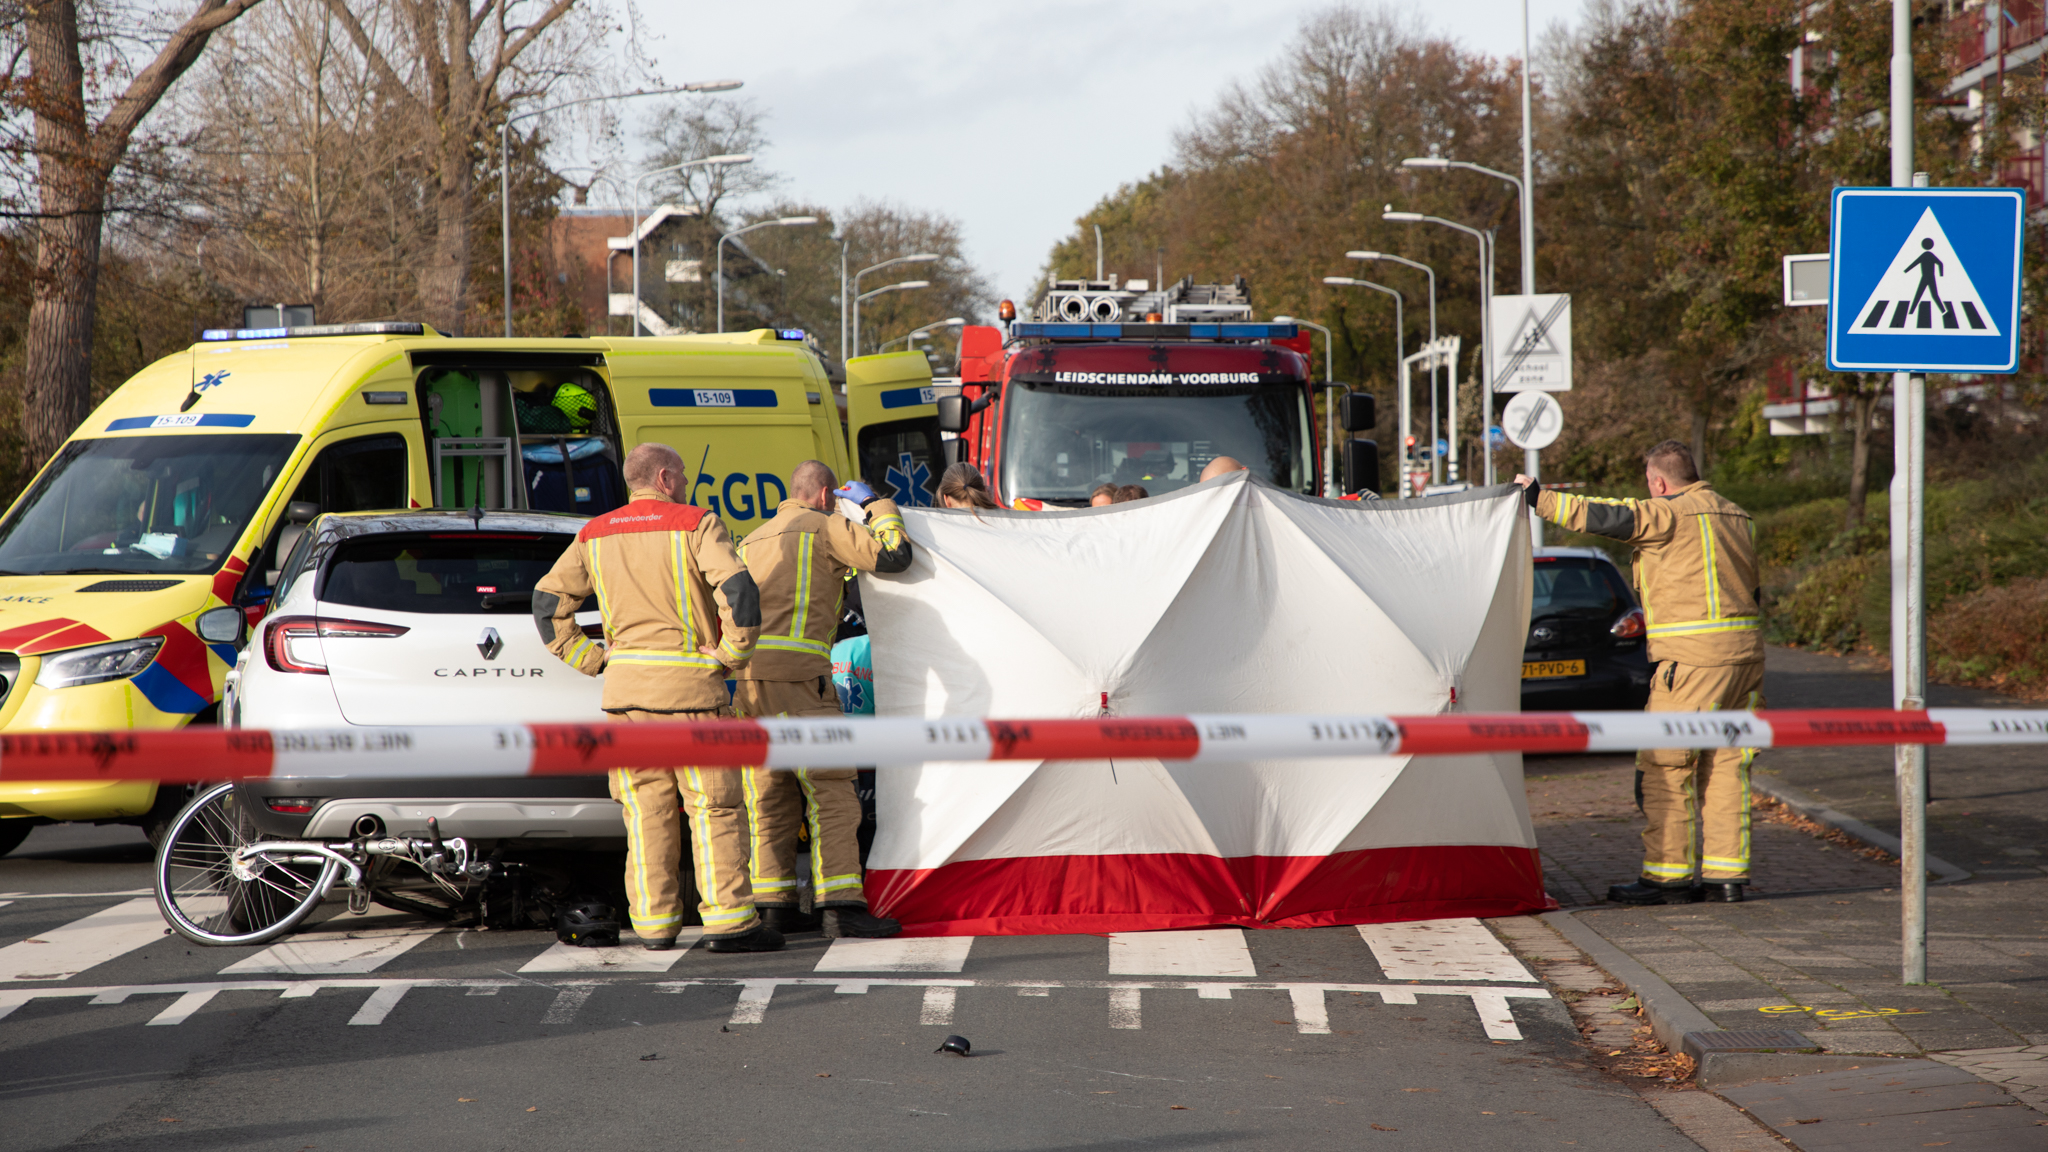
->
xmin=1828 ymin=187 xmax=2025 ymax=374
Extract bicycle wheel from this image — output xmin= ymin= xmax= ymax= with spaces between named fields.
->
xmin=155 ymin=781 xmax=338 ymax=946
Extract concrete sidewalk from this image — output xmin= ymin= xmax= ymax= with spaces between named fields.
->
xmin=1525 ymin=645 xmax=2048 ymax=1149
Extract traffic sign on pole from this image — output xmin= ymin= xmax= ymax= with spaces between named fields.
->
xmin=1489 ymin=293 xmax=1572 ymax=392
xmin=1827 ymin=187 xmax=2024 ymax=373
xmin=1501 ymin=391 xmax=1561 ymax=450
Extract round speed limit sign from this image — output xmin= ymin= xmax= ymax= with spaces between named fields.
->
xmin=1501 ymin=391 xmax=1563 ymax=450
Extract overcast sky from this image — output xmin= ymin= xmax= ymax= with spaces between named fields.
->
xmin=596 ymin=0 xmax=1582 ymax=307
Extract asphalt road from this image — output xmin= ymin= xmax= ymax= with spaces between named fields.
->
xmin=0 ymin=820 xmax=1703 ymax=1152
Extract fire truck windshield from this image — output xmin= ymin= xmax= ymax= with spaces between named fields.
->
xmin=998 ymin=378 xmax=1310 ymax=505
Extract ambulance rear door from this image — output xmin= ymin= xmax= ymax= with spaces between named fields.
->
xmin=845 ymin=351 xmax=944 ymax=509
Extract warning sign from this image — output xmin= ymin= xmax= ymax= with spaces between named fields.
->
xmin=1489 ymin=293 xmax=1572 ymax=393
xmin=1827 ymin=186 xmax=2024 ymax=374
xmin=1847 ymin=208 xmax=1999 ymax=335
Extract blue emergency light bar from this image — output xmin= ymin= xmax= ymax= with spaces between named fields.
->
xmin=775 ymin=328 xmax=808 ymax=341
xmin=201 ymin=322 xmax=427 ymax=341
xmin=1013 ymin=322 xmax=1298 ymax=342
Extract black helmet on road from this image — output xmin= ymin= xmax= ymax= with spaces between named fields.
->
xmin=556 ymin=901 xmax=620 ymax=947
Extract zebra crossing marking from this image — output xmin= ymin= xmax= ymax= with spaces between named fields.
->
xmin=220 ymin=919 xmax=440 ymax=976
xmin=815 ymin=935 xmax=973 ymax=973
xmin=519 ymin=929 xmax=702 ymax=973
xmin=0 ymin=898 xmax=165 ymax=982
xmin=1107 ymin=929 xmax=1256 ymax=978
xmin=1355 ymin=918 xmax=1538 ymax=983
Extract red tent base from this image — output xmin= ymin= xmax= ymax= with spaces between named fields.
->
xmin=866 ymin=844 xmax=1556 ymax=937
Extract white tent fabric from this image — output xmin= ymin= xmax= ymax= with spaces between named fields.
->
xmin=859 ymin=472 xmax=1548 ymax=935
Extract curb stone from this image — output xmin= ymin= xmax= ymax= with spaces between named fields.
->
xmin=1751 ymin=771 xmax=1973 ymax=884
xmin=1540 ymin=909 xmax=1750 ymax=1057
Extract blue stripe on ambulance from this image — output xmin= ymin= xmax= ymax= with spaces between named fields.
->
xmin=106 ymin=414 xmax=257 ymax=431
xmin=879 ymin=385 xmax=938 ymax=409
xmin=648 ymin=388 xmax=779 ymax=408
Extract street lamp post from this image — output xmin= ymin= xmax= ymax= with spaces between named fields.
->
xmin=850 ymin=254 xmax=940 ymax=358
xmin=1401 ymin=154 xmax=1536 ymax=500
xmin=716 ymin=216 xmax=819 ymax=331
xmin=1348 ymin=251 xmax=1438 ymax=488
xmin=628 ymin=154 xmax=753 ymax=336
xmin=1321 ymin=279 xmax=1403 ymax=496
xmin=1383 ymin=207 xmax=1495 ymax=486
xmin=881 ymin=317 xmax=966 ymax=352
xmin=1272 ymin=315 xmax=1335 ymax=496
xmin=853 ymin=280 xmax=931 ymax=349
xmin=499 ymin=80 xmax=742 ymax=337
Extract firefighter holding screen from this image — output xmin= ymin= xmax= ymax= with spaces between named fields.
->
xmin=533 ymin=443 xmax=784 ymax=953
xmin=1515 ymin=439 xmax=1763 ymax=905
xmin=736 ymin=460 xmax=913 ymax=938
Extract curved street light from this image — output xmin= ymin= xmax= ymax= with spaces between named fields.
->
xmin=499 ymin=80 xmax=742 ymax=336
xmin=716 ymin=216 xmax=819 ymax=331
xmin=850 ymin=254 xmax=940 ymax=359
xmin=626 ymin=154 xmax=753 ymax=335
xmin=1350 ymin=251 xmax=1440 ymax=488
xmin=1320 ymin=279 xmax=1406 ymax=498
xmin=1383 ymin=206 xmax=1497 ymax=486
xmin=882 ymin=316 xmax=966 ymax=352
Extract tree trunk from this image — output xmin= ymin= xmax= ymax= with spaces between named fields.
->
xmin=1844 ymin=387 xmax=1876 ymax=531
xmin=418 ymin=133 xmax=473 ymax=335
xmin=1689 ymin=407 xmax=1709 ymax=479
xmin=22 ymin=0 xmax=106 ymax=469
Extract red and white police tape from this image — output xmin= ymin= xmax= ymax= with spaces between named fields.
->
xmin=0 ymin=708 xmax=2044 ymax=783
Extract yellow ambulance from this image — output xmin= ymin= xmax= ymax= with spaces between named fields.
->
xmin=0 ymin=322 xmax=943 ymax=850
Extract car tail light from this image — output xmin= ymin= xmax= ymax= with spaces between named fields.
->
xmin=263 ymin=615 xmax=410 ymax=674
xmin=1610 ymin=608 xmax=1646 ymax=639
xmin=266 ymin=798 xmax=318 ymax=814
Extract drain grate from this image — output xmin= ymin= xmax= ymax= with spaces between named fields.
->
xmin=1681 ymin=1029 xmax=1821 ymax=1060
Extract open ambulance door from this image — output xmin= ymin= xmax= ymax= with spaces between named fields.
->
xmin=844 ymin=351 xmax=944 ymax=509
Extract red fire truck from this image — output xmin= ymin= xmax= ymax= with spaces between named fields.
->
xmin=937 ymin=277 xmax=1379 ymax=506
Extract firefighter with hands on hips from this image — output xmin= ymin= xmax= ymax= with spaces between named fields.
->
xmin=532 ymin=442 xmax=785 ymax=953
xmin=736 ymin=460 xmax=913 ymax=938
xmin=1515 ymin=439 xmax=1764 ymax=905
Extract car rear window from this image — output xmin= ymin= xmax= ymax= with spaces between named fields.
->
xmin=1532 ymin=557 xmax=1633 ymax=618
xmin=319 ymin=532 xmax=574 ymax=615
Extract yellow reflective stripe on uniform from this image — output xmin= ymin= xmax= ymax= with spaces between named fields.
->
xmin=608 ymin=650 xmax=725 ymax=668
xmin=869 ymin=512 xmax=906 ymax=548
xmin=1646 ymin=616 xmax=1761 ymax=637
xmin=757 ymin=634 xmax=831 ymax=655
xmin=671 ymin=531 xmax=695 ymax=652
xmin=792 ymin=531 xmax=815 ymax=645
xmin=564 ymin=634 xmax=599 ymax=666
xmin=1641 ymin=860 xmax=1695 ymax=878
xmin=587 ymin=541 xmax=614 ymax=642
xmin=1698 ymin=514 xmax=1721 ymax=620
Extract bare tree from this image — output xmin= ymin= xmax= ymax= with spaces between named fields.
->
xmin=5 ymin=0 xmax=265 ymax=465
xmin=317 ymin=0 xmax=595 ymax=334
xmin=640 ymin=96 xmax=780 ymax=218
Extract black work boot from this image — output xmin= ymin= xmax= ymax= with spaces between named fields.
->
xmin=1606 ymin=879 xmax=1704 ymax=905
xmin=1711 ymin=882 xmax=1746 ymax=903
xmin=759 ymin=905 xmax=821 ymax=934
xmin=640 ymin=936 xmax=678 ymax=952
xmin=821 ymin=906 xmax=901 ymax=938
xmin=703 ymin=923 xmax=786 ymax=953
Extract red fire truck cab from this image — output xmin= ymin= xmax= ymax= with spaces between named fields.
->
xmin=938 ymin=277 xmax=1378 ymax=507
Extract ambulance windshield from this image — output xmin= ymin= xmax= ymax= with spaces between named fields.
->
xmin=0 ymin=433 xmax=299 ymax=575
xmin=998 ymin=379 xmax=1310 ymax=505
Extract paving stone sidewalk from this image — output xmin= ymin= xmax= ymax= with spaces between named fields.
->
xmin=1523 ymin=644 xmax=2048 ymax=1146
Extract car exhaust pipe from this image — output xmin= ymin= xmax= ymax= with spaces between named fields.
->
xmin=352 ymin=814 xmax=385 ymax=839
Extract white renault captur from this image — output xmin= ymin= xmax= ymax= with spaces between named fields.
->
xmin=223 ymin=509 xmax=622 ymax=849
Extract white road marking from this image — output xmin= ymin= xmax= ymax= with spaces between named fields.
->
xmin=729 ymin=980 xmax=777 ymax=1024
xmin=349 ymin=984 xmax=412 ymax=1025
xmin=815 ymin=935 xmax=974 ymax=973
xmin=541 ymin=985 xmax=595 ymax=1024
xmin=1470 ymin=991 xmax=1523 ymax=1040
xmin=1107 ymin=929 xmax=1256 ymax=977
xmin=0 ymin=898 xmax=166 ymax=981
xmin=1355 ymin=918 xmax=1537 ymax=982
xmin=147 ymin=989 xmax=219 ymax=1026
xmin=918 ymin=986 xmax=956 ymax=1026
xmin=519 ymin=929 xmax=702 ymax=973
xmin=0 ymin=890 xmax=152 ymax=899
xmin=1289 ymin=987 xmax=1330 ymax=1034
xmin=222 ymin=921 xmax=440 ymax=976
xmin=1107 ymin=987 xmax=1143 ymax=1029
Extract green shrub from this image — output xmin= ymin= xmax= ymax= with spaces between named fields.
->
xmin=1930 ymin=577 xmax=2048 ymax=696
xmin=1768 ymin=551 xmax=1883 ymax=652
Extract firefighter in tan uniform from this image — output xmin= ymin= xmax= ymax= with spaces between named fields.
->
xmin=533 ymin=443 xmax=784 ymax=953
xmin=1516 ymin=439 xmax=1764 ymax=905
xmin=736 ymin=460 xmax=913 ymax=938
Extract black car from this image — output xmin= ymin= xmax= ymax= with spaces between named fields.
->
xmin=1521 ymin=547 xmax=1652 ymax=712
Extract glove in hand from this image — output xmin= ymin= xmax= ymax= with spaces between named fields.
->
xmin=835 ymin=480 xmax=879 ymax=506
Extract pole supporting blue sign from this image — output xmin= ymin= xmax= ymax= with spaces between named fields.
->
xmin=1827 ymin=187 xmax=2025 ymax=374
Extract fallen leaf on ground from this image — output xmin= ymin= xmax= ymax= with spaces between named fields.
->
xmin=1170 ymin=1105 xmax=1188 ymax=1110
xmin=816 ymin=1073 xmax=831 ymax=1078
xmin=1371 ymin=1123 xmax=1398 ymax=1132
xmin=526 ymin=1107 xmax=538 ymax=1113
xmin=458 ymin=1098 xmax=475 ymax=1103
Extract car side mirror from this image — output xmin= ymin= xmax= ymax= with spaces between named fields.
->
xmin=1344 ymin=439 xmax=1381 ymax=496
xmin=935 ymin=395 xmax=968 ymax=434
xmin=286 ymin=500 xmax=320 ymax=524
xmin=1339 ymin=391 xmax=1376 ymax=433
xmin=941 ymin=438 xmax=969 ymax=468
xmin=196 ymin=604 xmax=248 ymax=647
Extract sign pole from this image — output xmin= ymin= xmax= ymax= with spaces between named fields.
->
xmin=1890 ymin=0 xmax=1928 ymax=987
xmin=1519 ymin=0 xmax=1540 ymax=541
